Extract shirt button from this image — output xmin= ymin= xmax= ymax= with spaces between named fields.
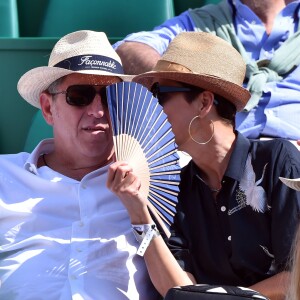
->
xmin=81 ymin=185 xmax=87 ymax=189
xmin=221 ymin=206 xmax=226 ymax=212
xmin=70 ymin=275 xmax=77 ymax=280
xmin=77 ymin=248 xmax=83 ymax=253
xmin=79 ymin=221 xmax=84 ymax=227
xmin=228 ymin=236 xmax=231 ymax=241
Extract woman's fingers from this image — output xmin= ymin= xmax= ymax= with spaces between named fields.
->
xmin=107 ymin=161 xmax=152 ymax=224
xmin=107 ymin=161 xmax=141 ymax=195
xmin=107 ymin=161 xmax=132 ymax=187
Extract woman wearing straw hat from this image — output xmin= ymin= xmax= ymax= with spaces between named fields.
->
xmin=0 ymin=30 xmax=161 ymax=300
xmin=107 ymin=32 xmax=300 ymax=299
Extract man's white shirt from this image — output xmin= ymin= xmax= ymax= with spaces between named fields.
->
xmin=0 ymin=139 xmax=157 ymax=300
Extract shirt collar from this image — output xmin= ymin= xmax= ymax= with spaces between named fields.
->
xmin=23 ymin=138 xmax=112 ymax=179
xmin=188 ymin=131 xmax=251 ymax=182
xmin=24 ymin=139 xmax=55 ymax=175
xmin=224 ymin=131 xmax=251 ymax=181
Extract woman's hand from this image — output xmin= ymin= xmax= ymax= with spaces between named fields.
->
xmin=107 ymin=161 xmax=153 ymax=224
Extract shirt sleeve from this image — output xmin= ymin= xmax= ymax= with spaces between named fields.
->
xmin=113 ymin=11 xmax=195 ymax=55
xmin=269 ymin=141 xmax=300 ymax=271
xmin=167 ymin=207 xmax=194 ymax=273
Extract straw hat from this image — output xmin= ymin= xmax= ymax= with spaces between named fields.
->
xmin=279 ymin=177 xmax=300 ymax=191
xmin=17 ymin=30 xmax=132 ymax=108
xmin=134 ymin=32 xmax=251 ymax=112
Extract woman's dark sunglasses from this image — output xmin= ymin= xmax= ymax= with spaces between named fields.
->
xmin=150 ymin=82 xmax=203 ymax=105
xmin=50 ymin=84 xmax=107 ymax=106
xmin=150 ymin=82 xmax=219 ymax=106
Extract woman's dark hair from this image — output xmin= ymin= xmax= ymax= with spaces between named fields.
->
xmin=213 ymin=94 xmax=237 ymax=127
xmin=183 ymin=86 xmax=237 ymax=127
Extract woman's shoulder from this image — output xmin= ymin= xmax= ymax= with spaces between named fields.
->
xmin=250 ymin=138 xmax=300 ymax=169
xmin=251 ymin=138 xmax=299 ymax=154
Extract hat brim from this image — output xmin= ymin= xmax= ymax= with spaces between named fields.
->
xmin=133 ymin=71 xmax=250 ymax=112
xmin=18 ymin=66 xmax=133 ymax=108
xmin=279 ymin=177 xmax=300 ymax=191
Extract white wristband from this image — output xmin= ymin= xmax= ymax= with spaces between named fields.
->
xmin=132 ymin=224 xmax=160 ymax=256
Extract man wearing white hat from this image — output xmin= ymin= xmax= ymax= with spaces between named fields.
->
xmin=0 ymin=30 xmax=159 ymax=300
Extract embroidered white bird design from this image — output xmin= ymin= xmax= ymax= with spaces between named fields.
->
xmin=260 ymin=245 xmax=274 ymax=258
xmin=239 ymin=154 xmax=269 ymax=213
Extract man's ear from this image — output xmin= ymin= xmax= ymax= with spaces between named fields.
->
xmin=197 ymin=90 xmax=215 ymax=117
xmin=40 ymin=92 xmax=54 ymax=125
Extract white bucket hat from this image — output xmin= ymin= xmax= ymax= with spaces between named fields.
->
xmin=17 ymin=30 xmax=132 ymax=108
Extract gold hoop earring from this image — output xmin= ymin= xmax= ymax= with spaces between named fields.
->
xmin=188 ymin=116 xmax=214 ymax=145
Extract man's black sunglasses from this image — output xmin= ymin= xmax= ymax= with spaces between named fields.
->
xmin=50 ymin=84 xmax=107 ymax=106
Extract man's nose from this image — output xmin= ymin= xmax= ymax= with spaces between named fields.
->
xmin=87 ymin=93 xmax=106 ymax=117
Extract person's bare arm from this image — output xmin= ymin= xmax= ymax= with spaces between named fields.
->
xmin=143 ymin=233 xmax=196 ymax=296
xmin=116 ymin=41 xmax=161 ymax=75
xmin=107 ymin=161 xmax=195 ymax=296
xmin=249 ymin=271 xmax=290 ymax=300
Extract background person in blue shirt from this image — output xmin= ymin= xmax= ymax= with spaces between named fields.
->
xmin=114 ymin=0 xmax=300 ymax=143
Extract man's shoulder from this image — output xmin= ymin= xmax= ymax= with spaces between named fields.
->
xmin=0 ymin=152 xmax=30 ymax=167
xmin=188 ymin=0 xmax=230 ymax=18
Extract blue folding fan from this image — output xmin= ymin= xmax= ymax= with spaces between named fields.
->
xmin=106 ymin=82 xmax=181 ymax=235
